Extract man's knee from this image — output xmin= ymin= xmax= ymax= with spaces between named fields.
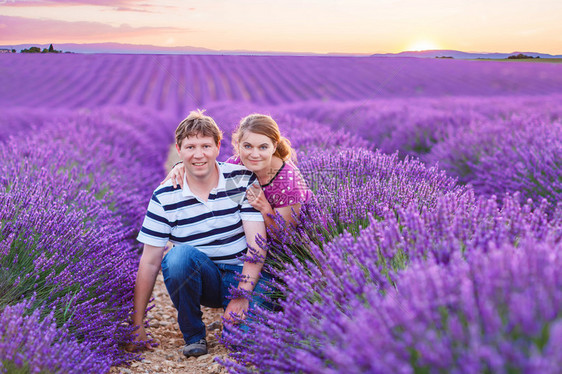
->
xmin=162 ymin=245 xmax=206 ymax=281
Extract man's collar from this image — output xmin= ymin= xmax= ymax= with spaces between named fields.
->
xmin=181 ymin=161 xmax=224 ymax=198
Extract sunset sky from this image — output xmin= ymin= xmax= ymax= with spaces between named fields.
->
xmin=1 ymin=0 xmax=561 ymax=54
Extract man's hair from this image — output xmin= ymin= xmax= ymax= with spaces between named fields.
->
xmin=175 ymin=109 xmax=223 ymax=147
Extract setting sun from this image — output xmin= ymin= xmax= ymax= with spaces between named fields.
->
xmin=406 ymin=40 xmax=442 ymax=52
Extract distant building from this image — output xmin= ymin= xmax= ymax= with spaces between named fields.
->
xmin=0 ymin=49 xmax=14 ymax=54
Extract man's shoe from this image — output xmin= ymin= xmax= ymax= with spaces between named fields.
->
xmin=182 ymin=338 xmax=207 ymax=357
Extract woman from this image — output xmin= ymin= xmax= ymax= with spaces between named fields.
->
xmin=164 ymin=113 xmax=312 ymax=230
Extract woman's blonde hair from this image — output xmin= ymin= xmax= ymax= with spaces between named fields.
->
xmin=232 ymin=114 xmax=293 ymax=161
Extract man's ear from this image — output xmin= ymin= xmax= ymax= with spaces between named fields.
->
xmin=217 ymin=140 xmax=221 ymax=151
xmin=175 ymin=143 xmax=181 ymax=154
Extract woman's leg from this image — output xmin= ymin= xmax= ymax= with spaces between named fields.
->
xmin=161 ymin=244 xmax=222 ymax=345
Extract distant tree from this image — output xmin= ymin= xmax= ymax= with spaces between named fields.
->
xmin=11 ymin=49 xmax=16 ymax=53
xmin=20 ymin=45 xmax=62 ymax=53
xmin=507 ymin=53 xmax=536 ymax=59
xmin=21 ymin=46 xmax=42 ymax=53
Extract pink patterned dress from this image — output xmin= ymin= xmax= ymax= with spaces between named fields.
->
xmin=225 ymin=155 xmax=313 ymax=208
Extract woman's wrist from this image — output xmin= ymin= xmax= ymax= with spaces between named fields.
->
xmin=261 ymin=204 xmax=274 ymax=216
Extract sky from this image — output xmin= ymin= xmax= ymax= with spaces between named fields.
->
xmin=1 ymin=0 xmax=562 ymax=54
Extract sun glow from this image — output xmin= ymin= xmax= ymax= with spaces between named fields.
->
xmin=406 ymin=40 xmax=442 ymax=52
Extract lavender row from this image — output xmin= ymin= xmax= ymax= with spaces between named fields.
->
xmin=2 ymin=55 xmax=562 ymax=113
xmin=0 ymin=107 xmax=175 ymax=368
xmin=279 ymin=95 xmax=562 ymax=209
xmin=241 ymin=240 xmax=562 ymax=374
xmin=222 ymin=177 xmax=562 ymax=373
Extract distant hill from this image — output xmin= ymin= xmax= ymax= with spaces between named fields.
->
xmin=1 ymin=43 xmax=560 ymax=58
xmin=371 ymin=50 xmax=562 ymax=59
xmin=2 ymin=42 xmax=215 ymax=55
xmin=0 ymin=42 xmax=362 ymax=56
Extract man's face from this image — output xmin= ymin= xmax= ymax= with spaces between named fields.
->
xmin=176 ymin=134 xmax=220 ymax=181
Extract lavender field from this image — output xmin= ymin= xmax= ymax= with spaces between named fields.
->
xmin=1 ymin=54 xmax=562 ymax=373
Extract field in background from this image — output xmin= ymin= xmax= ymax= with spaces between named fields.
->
xmin=2 ymin=54 xmax=562 ymax=115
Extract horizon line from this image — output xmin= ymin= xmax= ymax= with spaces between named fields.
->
xmin=1 ymin=42 xmax=562 ymax=57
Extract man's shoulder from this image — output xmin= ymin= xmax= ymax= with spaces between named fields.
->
xmin=218 ymin=161 xmax=254 ymax=180
xmin=151 ymin=181 xmax=184 ymax=202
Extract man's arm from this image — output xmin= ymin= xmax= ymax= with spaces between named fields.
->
xmin=131 ymin=244 xmax=166 ymax=346
xmin=224 ymin=220 xmax=267 ymax=320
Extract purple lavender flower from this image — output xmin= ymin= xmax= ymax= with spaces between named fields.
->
xmin=0 ymin=300 xmax=110 ymax=373
xmin=0 ymin=107 xmax=176 ymax=365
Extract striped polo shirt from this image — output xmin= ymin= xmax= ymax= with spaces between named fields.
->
xmin=137 ymin=161 xmax=264 ymax=265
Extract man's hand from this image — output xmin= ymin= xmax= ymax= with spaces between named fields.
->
xmin=161 ymin=162 xmax=185 ymax=189
xmin=129 ymin=244 xmax=164 ymax=352
xmin=223 ymin=297 xmax=250 ymax=321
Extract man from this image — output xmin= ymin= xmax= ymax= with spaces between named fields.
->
xmin=131 ymin=110 xmax=267 ymax=357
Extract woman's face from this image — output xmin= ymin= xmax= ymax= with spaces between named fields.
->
xmin=238 ymin=131 xmax=276 ymax=172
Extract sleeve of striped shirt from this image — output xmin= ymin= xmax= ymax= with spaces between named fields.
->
xmin=240 ymin=173 xmax=265 ymax=222
xmin=136 ymin=193 xmax=171 ymax=247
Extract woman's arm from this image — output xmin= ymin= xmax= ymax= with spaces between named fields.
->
xmin=161 ymin=162 xmax=185 ymax=189
xmin=223 ymin=219 xmax=267 ymax=320
xmin=271 ymin=204 xmax=301 ymax=228
xmin=246 ymin=184 xmax=301 ymax=229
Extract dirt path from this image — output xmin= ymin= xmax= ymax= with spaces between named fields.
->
xmin=110 ymin=146 xmax=229 ymax=374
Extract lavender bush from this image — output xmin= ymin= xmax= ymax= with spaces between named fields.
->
xmin=0 ymin=107 xmax=174 ymax=366
xmin=221 ymin=192 xmax=562 ymax=373
xmin=0 ymin=300 xmax=110 ymax=374
xmin=428 ymin=118 xmax=562 ymax=208
xmin=249 ymin=146 xmax=467 ymax=278
xmin=295 ymin=240 xmax=562 ymax=374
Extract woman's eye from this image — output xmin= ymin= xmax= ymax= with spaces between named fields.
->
xmin=260 ymin=146 xmax=268 ymax=150
xmin=244 ymin=145 xmax=251 ymax=149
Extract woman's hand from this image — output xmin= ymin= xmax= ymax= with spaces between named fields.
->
xmin=126 ymin=325 xmax=152 ymax=352
xmin=224 ymin=297 xmax=250 ymax=321
xmin=246 ymin=183 xmax=273 ymax=215
xmin=161 ymin=162 xmax=185 ymax=189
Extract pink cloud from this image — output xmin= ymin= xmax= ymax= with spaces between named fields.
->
xmin=0 ymin=0 xmax=153 ymax=10
xmin=0 ymin=15 xmax=187 ymax=43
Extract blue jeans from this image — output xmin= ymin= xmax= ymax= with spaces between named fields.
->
xmin=161 ymin=244 xmax=271 ymax=345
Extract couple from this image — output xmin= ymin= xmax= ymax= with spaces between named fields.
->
xmin=132 ymin=110 xmax=312 ymax=357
